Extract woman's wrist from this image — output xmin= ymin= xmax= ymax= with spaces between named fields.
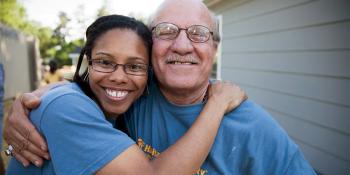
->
xmin=204 ymin=98 xmax=227 ymax=119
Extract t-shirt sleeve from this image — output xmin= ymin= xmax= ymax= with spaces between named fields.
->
xmin=34 ymin=92 xmax=135 ymax=175
xmin=230 ymin=100 xmax=316 ymax=174
xmin=284 ymin=149 xmax=317 ymax=175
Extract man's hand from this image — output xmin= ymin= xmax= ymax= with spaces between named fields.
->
xmin=4 ymin=93 xmax=50 ymax=167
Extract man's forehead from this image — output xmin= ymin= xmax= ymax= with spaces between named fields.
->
xmin=152 ymin=1 xmax=213 ymax=28
xmin=153 ymin=17 xmax=212 ymax=28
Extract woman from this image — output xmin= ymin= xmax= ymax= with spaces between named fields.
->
xmin=6 ymin=15 xmax=246 ymax=175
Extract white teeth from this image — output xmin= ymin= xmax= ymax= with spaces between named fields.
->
xmin=106 ymin=89 xmax=128 ymax=98
xmin=173 ymin=61 xmax=193 ymax=65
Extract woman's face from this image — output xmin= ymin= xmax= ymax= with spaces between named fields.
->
xmin=89 ymin=29 xmax=149 ymax=117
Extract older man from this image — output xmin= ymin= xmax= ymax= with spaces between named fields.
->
xmin=4 ymin=0 xmax=316 ymax=174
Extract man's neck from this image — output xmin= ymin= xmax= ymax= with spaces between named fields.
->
xmin=159 ymin=83 xmax=209 ymax=105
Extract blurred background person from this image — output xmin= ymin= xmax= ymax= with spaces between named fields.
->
xmin=42 ymin=60 xmax=64 ymax=85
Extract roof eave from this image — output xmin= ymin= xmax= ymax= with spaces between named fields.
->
xmin=203 ymin=0 xmax=223 ymax=7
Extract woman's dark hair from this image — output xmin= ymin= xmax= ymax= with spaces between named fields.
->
xmin=48 ymin=60 xmax=58 ymax=74
xmin=73 ymin=14 xmax=153 ymax=97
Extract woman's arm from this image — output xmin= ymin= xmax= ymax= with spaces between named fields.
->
xmin=5 ymin=81 xmax=246 ymax=174
xmin=96 ymin=82 xmax=246 ymax=175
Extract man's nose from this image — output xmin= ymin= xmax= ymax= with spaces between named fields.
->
xmin=170 ymin=31 xmax=194 ymax=55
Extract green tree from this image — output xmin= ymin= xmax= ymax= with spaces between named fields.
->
xmin=0 ymin=0 xmax=91 ymax=67
xmin=53 ymin=12 xmax=71 ymax=44
xmin=36 ymin=27 xmax=57 ymax=59
xmin=0 ymin=0 xmax=58 ymax=59
xmin=44 ymin=10 xmax=85 ymax=67
xmin=0 ymin=0 xmax=36 ymax=34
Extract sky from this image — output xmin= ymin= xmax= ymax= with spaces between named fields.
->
xmin=18 ymin=0 xmax=164 ymax=40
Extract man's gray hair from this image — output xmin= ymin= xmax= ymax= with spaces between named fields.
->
xmin=209 ymin=11 xmax=221 ymax=43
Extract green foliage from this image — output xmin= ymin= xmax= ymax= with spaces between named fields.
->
xmin=0 ymin=0 xmax=149 ymax=68
xmin=0 ymin=0 xmax=57 ymax=59
xmin=0 ymin=0 xmax=83 ymax=66
xmin=0 ymin=0 xmax=26 ymax=29
xmin=0 ymin=0 xmax=39 ymax=35
xmin=36 ymin=27 xmax=57 ymax=58
xmin=53 ymin=12 xmax=71 ymax=44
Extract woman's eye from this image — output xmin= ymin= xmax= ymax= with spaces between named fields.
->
xmin=127 ymin=64 xmax=146 ymax=71
xmin=130 ymin=64 xmax=141 ymax=70
xmin=97 ymin=60 xmax=112 ymax=65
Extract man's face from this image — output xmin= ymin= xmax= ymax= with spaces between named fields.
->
xmin=151 ymin=2 xmax=218 ymax=93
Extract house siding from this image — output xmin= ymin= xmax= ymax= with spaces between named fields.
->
xmin=207 ymin=0 xmax=350 ymax=174
xmin=0 ymin=23 xmax=40 ymax=99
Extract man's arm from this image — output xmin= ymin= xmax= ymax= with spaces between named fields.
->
xmin=3 ymin=82 xmax=67 ymax=167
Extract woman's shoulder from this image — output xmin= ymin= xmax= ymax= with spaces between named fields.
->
xmin=42 ymin=83 xmax=87 ymax=102
xmin=30 ymin=83 xmax=104 ymax=131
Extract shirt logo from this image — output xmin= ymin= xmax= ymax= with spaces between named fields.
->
xmin=137 ymin=138 xmax=208 ymax=175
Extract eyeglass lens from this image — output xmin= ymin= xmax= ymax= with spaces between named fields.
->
xmin=153 ymin=23 xmax=212 ymax=42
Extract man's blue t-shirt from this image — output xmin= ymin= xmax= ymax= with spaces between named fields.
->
xmin=6 ymin=83 xmax=135 ymax=175
xmin=124 ymin=81 xmax=316 ymax=175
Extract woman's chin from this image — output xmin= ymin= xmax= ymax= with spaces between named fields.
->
xmin=105 ymin=104 xmax=131 ymax=117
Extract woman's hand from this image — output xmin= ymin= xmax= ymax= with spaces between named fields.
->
xmin=207 ymin=80 xmax=247 ymax=114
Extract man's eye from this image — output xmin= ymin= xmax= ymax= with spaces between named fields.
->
xmin=189 ymin=28 xmax=206 ymax=36
xmin=158 ymin=27 xmax=176 ymax=35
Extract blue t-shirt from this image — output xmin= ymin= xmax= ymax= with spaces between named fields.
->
xmin=6 ymin=83 xmax=135 ymax=175
xmin=124 ymin=81 xmax=316 ymax=175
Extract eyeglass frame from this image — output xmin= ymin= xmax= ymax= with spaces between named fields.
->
xmin=88 ymin=59 xmax=149 ymax=76
xmin=151 ymin=22 xmax=214 ymax=43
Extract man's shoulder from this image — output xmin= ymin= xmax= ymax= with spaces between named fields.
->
xmin=219 ymin=100 xmax=302 ymax=171
xmin=222 ymin=99 xmax=289 ymax=138
xmin=224 ymin=99 xmax=271 ymax=123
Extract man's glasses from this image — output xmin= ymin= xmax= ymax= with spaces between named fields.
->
xmin=151 ymin=22 xmax=214 ymax=43
xmin=89 ymin=59 xmax=148 ymax=76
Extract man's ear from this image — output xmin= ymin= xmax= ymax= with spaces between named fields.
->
xmin=213 ymin=41 xmax=219 ymax=52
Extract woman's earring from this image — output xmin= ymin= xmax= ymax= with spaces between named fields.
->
xmin=83 ymin=68 xmax=89 ymax=82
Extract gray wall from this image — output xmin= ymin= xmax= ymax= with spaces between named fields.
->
xmin=207 ymin=0 xmax=350 ymax=174
xmin=0 ymin=23 xmax=41 ymax=100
